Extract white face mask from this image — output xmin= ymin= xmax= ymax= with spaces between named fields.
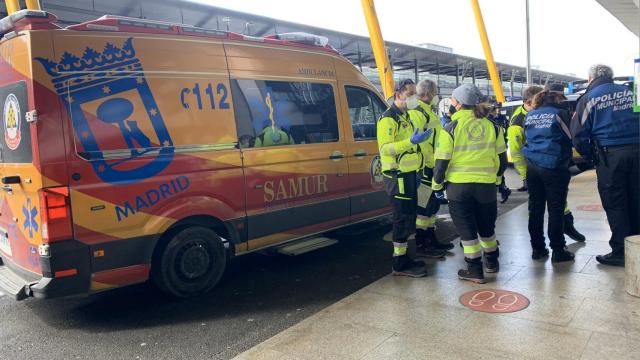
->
xmin=405 ymin=95 xmax=419 ymax=110
xmin=430 ymin=95 xmax=440 ymax=107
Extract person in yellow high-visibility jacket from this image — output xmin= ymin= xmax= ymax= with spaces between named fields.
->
xmin=377 ymin=79 xmax=437 ymax=278
xmin=433 ymin=84 xmax=508 ymax=284
xmin=409 ymin=80 xmax=453 ymax=256
xmin=508 ymin=86 xmax=543 ymax=191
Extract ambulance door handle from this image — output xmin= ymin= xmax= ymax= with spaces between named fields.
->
xmin=1 ymin=176 xmax=20 ymax=184
xmin=354 ymin=150 xmax=367 ymax=158
xmin=329 ymin=152 xmax=344 ymax=160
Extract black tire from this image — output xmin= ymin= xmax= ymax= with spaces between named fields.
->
xmin=152 ymin=226 xmax=226 ymax=298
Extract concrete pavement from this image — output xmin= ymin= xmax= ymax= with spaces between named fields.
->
xmin=234 ymin=170 xmax=640 ymax=360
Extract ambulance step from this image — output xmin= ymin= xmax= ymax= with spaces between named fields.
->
xmin=0 ymin=265 xmax=29 ymax=301
xmin=276 ymin=237 xmax=338 ymax=256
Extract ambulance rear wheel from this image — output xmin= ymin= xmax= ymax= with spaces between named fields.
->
xmin=152 ymin=226 xmax=226 ymax=298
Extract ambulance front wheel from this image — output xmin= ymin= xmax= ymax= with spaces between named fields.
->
xmin=152 ymin=226 xmax=227 ymax=298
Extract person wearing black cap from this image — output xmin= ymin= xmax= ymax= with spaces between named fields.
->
xmin=523 ymin=87 xmax=576 ymax=262
xmin=377 ymin=79 xmax=442 ymax=277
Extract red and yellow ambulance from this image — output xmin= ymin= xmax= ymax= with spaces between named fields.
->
xmin=0 ymin=10 xmax=390 ymax=299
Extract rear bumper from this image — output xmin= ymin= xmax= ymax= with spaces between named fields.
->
xmin=0 ymin=240 xmax=91 ymax=300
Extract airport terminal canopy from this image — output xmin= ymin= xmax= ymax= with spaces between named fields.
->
xmin=1 ymin=0 xmax=583 ymax=96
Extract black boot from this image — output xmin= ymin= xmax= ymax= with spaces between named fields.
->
xmin=498 ymin=185 xmax=511 ymax=204
xmin=563 ymin=213 xmax=586 ymax=242
xmin=517 ymin=179 xmax=528 ymax=192
xmin=392 ymin=255 xmax=427 ymax=277
xmin=458 ymin=258 xmax=485 ymax=284
xmin=415 ymin=229 xmax=427 ymax=249
xmin=425 ymin=228 xmax=454 ymax=251
xmin=417 ymin=245 xmax=446 ymax=258
xmin=484 ymin=248 xmax=500 ymax=273
xmin=551 ymin=248 xmax=575 ymax=263
xmin=596 ymin=252 xmax=625 ymax=267
xmin=531 ymin=247 xmax=549 ymax=260
xmin=416 ymin=230 xmax=446 ymax=258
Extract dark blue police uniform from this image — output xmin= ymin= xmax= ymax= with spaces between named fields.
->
xmin=571 ymin=76 xmax=640 ymax=265
xmin=524 ymin=104 xmax=573 ymax=254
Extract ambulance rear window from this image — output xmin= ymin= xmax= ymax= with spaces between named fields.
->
xmin=0 ymin=81 xmax=32 ymax=163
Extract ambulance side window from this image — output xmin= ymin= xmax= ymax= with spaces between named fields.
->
xmin=231 ymin=79 xmax=339 ymax=148
xmin=345 ymin=86 xmax=385 ymax=141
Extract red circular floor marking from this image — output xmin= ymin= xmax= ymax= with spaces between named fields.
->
xmin=459 ymin=289 xmax=530 ymax=313
xmin=576 ymin=204 xmax=604 ymax=212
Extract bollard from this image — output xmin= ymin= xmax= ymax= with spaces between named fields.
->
xmin=625 ymin=235 xmax=640 ymax=297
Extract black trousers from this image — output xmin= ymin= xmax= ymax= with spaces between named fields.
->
xmin=596 ymin=145 xmax=640 ymax=254
xmin=447 ymin=183 xmax=497 ymax=241
xmin=527 ymin=163 xmax=571 ymax=251
xmin=384 ymin=171 xmax=417 ymax=242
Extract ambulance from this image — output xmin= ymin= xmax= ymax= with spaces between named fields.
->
xmin=0 ymin=10 xmax=390 ymax=299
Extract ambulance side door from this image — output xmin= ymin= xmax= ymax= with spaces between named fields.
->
xmin=339 ymin=84 xmax=390 ymax=223
xmin=231 ymin=79 xmax=350 ymax=250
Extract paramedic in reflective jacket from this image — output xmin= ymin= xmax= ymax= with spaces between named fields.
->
xmin=377 ymin=79 xmax=435 ymax=277
xmin=433 ymin=84 xmax=508 ymax=284
xmin=571 ymin=64 xmax=640 ymax=267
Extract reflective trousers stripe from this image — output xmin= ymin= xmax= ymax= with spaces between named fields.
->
xmin=416 ymin=215 xmax=436 ymax=230
xmin=461 ymin=239 xmax=482 ymax=259
xmin=393 ymin=242 xmax=407 ymax=256
xmin=480 ymin=235 xmax=498 ymax=253
xmin=398 ymin=177 xmax=405 ymax=194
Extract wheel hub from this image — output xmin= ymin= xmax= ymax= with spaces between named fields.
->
xmin=177 ymin=243 xmax=210 ymax=280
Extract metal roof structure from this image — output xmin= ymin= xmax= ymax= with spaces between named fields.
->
xmin=596 ymin=0 xmax=639 ymax=36
xmin=1 ymin=0 xmax=583 ymax=94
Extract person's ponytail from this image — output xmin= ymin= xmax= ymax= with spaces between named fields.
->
xmin=473 ymin=103 xmax=493 ymax=119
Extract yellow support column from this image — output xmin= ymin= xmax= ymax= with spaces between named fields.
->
xmin=5 ymin=0 xmax=20 ymax=15
xmin=470 ymin=0 xmax=505 ymax=103
xmin=26 ymin=0 xmax=41 ymax=10
xmin=360 ymin=0 xmax=394 ymax=99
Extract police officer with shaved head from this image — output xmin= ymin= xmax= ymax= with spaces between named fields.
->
xmin=571 ymin=64 xmax=640 ymax=267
